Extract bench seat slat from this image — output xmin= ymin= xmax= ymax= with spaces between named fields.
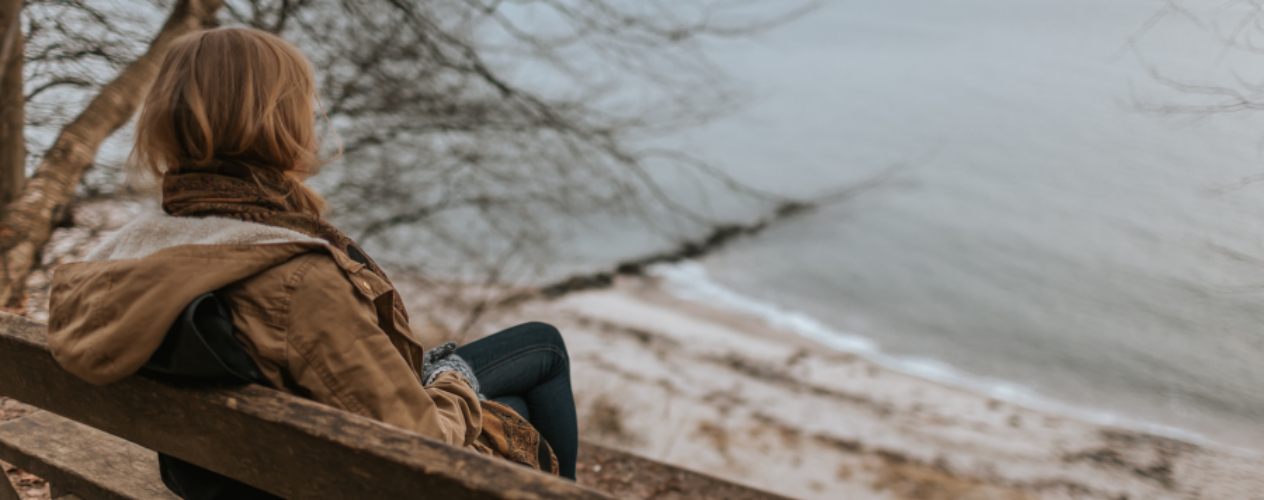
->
xmin=0 ymin=412 xmax=177 ymax=500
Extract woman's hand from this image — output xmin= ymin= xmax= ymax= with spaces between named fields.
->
xmin=422 ymin=342 xmax=485 ymax=399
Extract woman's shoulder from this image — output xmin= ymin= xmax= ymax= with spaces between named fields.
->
xmin=224 ymin=251 xmax=350 ymax=311
xmin=224 ymin=247 xmax=395 ymax=322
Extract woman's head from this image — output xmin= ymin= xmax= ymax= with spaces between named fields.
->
xmin=132 ymin=27 xmax=329 ymax=214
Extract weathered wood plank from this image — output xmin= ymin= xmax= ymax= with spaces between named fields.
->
xmin=0 ymin=412 xmax=176 ymax=500
xmin=1 ymin=468 xmax=19 ymax=500
xmin=576 ymin=443 xmax=796 ymax=500
xmin=0 ymin=311 xmax=43 ymax=345
xmin=0 ymin=312 xmax=612 ymax=500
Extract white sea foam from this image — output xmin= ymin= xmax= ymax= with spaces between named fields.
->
xmin=647 ymin=261 xmax=1261 ymax=458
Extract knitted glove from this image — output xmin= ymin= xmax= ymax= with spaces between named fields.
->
xmin=421 ymin=342 xmax=484 ymax=399
xmin=422 ymin=342 xmax=458 ymax=375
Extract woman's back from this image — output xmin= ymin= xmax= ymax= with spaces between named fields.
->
xmin=49 ymin=205 xmax=485 ymax=444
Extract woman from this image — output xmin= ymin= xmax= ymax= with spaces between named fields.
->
xmin=45 ymin=27 xmax=578 ymax=498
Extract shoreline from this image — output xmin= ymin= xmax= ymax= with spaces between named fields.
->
xmin=644 ymin=262 xmax=1261 ymax=460
xmin=460 ymin=272 xmax=1264 ymax=500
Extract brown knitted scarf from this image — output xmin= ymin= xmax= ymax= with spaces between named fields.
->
xmin=161 ymin=160 xmax=408 ymax=321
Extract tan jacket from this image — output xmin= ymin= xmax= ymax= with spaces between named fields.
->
xmin=47 ymin=212 xmax=483 ymax=449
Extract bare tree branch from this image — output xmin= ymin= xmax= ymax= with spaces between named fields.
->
xmin=1131 ymin=1 xmax=1264 ymax=194
xmin=25 ymin=76 xmax=95 ymax=100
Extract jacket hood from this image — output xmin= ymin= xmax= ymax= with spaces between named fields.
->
xmin=48 ymin=212 xmax=329 ymax=385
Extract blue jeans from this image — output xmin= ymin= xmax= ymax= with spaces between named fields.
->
xmin=456 ymin=322 xmax=578 ymax=479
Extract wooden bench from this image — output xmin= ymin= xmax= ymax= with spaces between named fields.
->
xmin=0 ymin=312 xmax=615 ymax=500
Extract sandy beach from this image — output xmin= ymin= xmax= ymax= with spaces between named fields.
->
xmin=449 ymin=274 xmax=1264 ymax=500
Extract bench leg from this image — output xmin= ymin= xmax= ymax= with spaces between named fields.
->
xmin=1 ymin=470 xmax=19 ymax=500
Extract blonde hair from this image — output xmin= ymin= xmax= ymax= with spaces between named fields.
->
xmin=132 ymin=27 xmax=333 ymax=215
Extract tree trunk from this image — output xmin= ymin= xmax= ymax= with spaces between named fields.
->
xmin=0 ymin=0 xmax=18 ymax=83
xmin=0 ymin=0 xmax=23 ymax=210
xmin=0 ymin=0 xmax=224 ymax=308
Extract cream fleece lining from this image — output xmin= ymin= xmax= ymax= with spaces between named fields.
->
xmin=86 ymin=211 xmax=327 ymax=262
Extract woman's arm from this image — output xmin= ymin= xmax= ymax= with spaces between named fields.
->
xmin=281 ymin=255 xmax=483 ymax=447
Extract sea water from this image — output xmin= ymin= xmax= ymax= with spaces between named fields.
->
xmin=639 ymin=0 xmax=1264 ymax=453
xmin=378 ymin=0 xmax=1264 ymax=453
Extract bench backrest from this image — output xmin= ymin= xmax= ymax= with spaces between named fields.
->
xmin=0 ymin=312 xmax=610 ymax=500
